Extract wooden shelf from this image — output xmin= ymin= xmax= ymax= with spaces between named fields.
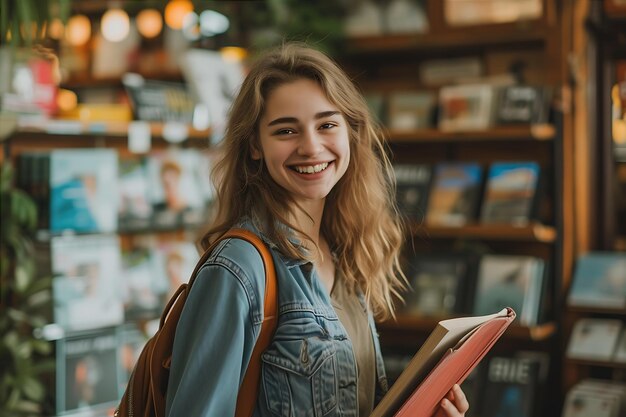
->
xmin=378 ymin=315 xmax=556 ymax=342
xmin=387 ymin=124 xmax=556 ymax=143
xmin=347 ymin=23 xmax=549 ymax=55
xmin=567 ymin=305 xmax=626 ymax=316
xmin=565 ymin=358 xmax=626 ymax=369
xmin=62 ymin=71 xmax=184 ymax=89
xmin=410 ymin=223 xmax=557 ymax=243
xmin=10 ymin=120 xmax=211 ymax=142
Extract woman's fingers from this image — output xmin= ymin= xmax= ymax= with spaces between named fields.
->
xmin=452 ymin=384 xmax=469 ymax=413
xmin=440 ymin=384 xmax=469 ymax=417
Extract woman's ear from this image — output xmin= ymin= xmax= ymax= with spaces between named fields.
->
xmin=250 ymin=143 xmax=262 ymax=160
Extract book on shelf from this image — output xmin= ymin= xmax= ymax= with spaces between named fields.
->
xmin=383 ymin=0 xmax=429 ymax=34
xmin=477 ymin=352 xmax=549 ymax=417
xmin=438 ymin=84 xmax=496 ymax=132
xmin=480 ymin=161 xmax=541 ymax=225
xmin=393 ymin=164 xmax=432 ymax=221
xmin=388 ymin=91 xmax=436 ymax=131
xmin=122 ymin=74 xmax=196 ymax=124
xmin=496 ymin=85 xmax=552 ymax=125
xmin=56 ymin=328 xmax=120 ymax=415
xmin=121 ymin=245 xmax=164 ymax=321
xmin=566 ymin=318 xmax=623 ymax=362
xmin=425 ymin=162 xmax=483 ymax=227
xmin=614 ymin=329 xmax=626 ymax=364
xmin=51 ymin=234 xmax=124 ymax=332
xmin=472 ymin=255 xmax=545 ymax=326
xmin=118 ymin=156 xmax=153 ymax=231
xmin=49 ymin=149 xmax=119 ymax=233
xmin=371 ymin=308 xmax=516 ymax=417
xmin=562 ymin=379 xmax=626 ymax=417
xmin=401 ymin=254 xmax=473 ymax=317
xmin=567 ymin=252 xmax=626 ymax=309
xmin=343 ymin=0 xmax=385 ymax=37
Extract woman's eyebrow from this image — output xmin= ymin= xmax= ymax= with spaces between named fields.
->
xmin=267 ymin=111 xmax=340 ymax=127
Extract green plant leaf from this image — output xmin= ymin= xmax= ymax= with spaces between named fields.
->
xmin=30 ymin=339 xmax=51 ymax=355
xmin=24 ymin=276 xmax=52 ymax=298
xmin=12 ymin=398 xmax=42 ymax=413
xmin=26 ymin=290 xmax=51 ymax=309
xmin=21 ymin=377 xmax=44 ymax=402
xmin=7 ymin=308 xmax=29 ymax=324
xmin=0 ymin=0 xmax=9 ymax=44
xmin=14 ymin=266 xmax=31 ymax=293
xmin=16 ymin=0 xmax=34 ymax=44
xmin=4 ymin=330 xmax=19 ymax=351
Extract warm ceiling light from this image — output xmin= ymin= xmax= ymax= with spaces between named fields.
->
xmin=66 ymin=14 xmax=91 ymax=46
xmin=48 ymin=18 xmax=65 ymax=40
xmin=165 ymin=0 xmax=193 ymax=30
xmin=101 ymin=9 xmax=130 ymax=42
xmin=57 ymin=89 xmax=78 ymax=112
xmin=136 ymin=8 xmax=163 ymax=38
xmin=220 ymin=46 xmax=247 ymax=63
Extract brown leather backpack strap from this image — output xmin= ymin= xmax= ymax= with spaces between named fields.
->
xmin=211 ymin=229 xmax=277 ymax=417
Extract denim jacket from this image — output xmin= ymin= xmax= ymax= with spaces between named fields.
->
xmin=165 ymin=220 xmax=389 ymax=417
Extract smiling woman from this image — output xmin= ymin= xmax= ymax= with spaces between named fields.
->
xmin=164 ymin=42 xmax=470 ymax=417
xmin=253 ymin=78 xmax=351 ymax=209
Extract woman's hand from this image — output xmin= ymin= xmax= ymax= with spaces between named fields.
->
xmin=439 ymin=384 xmax=469 ymax=417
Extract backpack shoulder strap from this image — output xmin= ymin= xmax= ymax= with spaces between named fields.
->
xmin=209 ymin=228 xmax=278 ymax=417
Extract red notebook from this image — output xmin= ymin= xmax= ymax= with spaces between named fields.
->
xmin=372 ymin=308 xmax=516 ymax=417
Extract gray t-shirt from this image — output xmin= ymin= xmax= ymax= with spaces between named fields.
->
xmin=331 ymin=277 xmax=376 ymax=416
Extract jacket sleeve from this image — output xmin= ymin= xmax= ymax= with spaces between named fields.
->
xmin=164 ymin=260 xmax=259 ymax=417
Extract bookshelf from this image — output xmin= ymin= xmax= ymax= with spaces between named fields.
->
xmin=344 ymin=1 xmax=573 ymax=416
xmin=560 ymin=0 xmax=626 ymax=403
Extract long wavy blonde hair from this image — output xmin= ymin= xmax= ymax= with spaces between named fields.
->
xmin=202 ymin=43 xmax=406 ymax=319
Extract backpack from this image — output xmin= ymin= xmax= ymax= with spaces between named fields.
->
xmin=115 ymin=228 xmax=278 ymax=417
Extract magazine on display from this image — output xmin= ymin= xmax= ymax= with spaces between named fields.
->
xmin=51 ymin=234 xmax=124 ymax=332
xmin=56 ymin=328 xmax=120 ymax=415
xmin=49 ymin=149 xmax=119 ymax=233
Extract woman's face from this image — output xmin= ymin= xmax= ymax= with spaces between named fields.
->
xmin=254 ymin=78 xmax=350 ymax=208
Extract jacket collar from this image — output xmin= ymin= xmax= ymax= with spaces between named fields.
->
xmin=234 ymin=216 xmax=309 ymax=269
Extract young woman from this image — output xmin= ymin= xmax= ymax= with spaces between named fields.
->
xmin=165 ymin=43 xmax=469 ymax=417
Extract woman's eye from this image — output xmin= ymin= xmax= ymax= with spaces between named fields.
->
xmin=275 ymin=128 xmax=296 ymax=135
xmin=319 ymin=123 xmax=336 ymax=130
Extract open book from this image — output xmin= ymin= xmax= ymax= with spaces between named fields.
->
xmin=372 ymin=307 xmax=516 ymax=417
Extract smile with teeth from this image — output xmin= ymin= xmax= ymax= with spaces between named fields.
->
xmin=291 ymin=162 xmax=330 ymax=174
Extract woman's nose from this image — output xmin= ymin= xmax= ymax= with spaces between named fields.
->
xmin=297 ymin=129 xmax=324 ymax=156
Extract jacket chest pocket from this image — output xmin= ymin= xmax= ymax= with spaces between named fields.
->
xmin=262 ymin=337 xmax=338 ymax=417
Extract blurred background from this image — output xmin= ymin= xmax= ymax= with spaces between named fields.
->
xmin=1 ymin=1 xmax=625 ymax=416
